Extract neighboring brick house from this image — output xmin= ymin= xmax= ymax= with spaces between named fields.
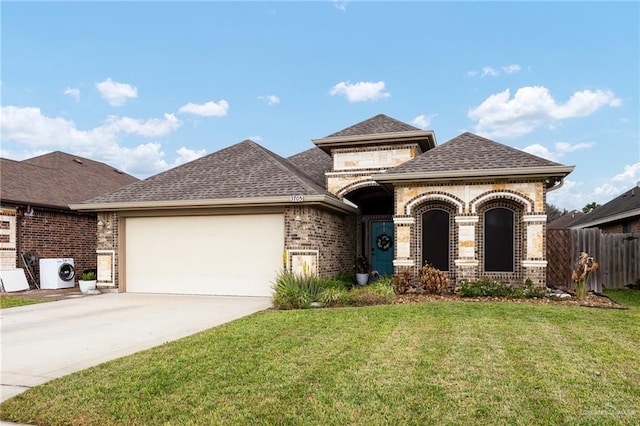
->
xmin=569 ymin=183 xmax=640 ymax=233
xmin=0 ymin=152 xmax=138 ymax=286
xmin=72 ymin=114 xmax=573 ymax=296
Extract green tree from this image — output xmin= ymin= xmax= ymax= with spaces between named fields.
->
xmin=545 ymin=203 xmax=565 ymax=223
xmin=582 ymin=202 xmax=601 ymax=214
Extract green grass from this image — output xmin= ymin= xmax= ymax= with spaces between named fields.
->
xmin=0 ymin=294 xmax=50 ymax=309
xmin=1 ymin=299 xmax=639 ymax=425
xmin=603 ymin=289 xmax=640 ymax=309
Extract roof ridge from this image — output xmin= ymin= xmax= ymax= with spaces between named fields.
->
xmin=458 ymin=132 xmax=563 ymax=166
xmin=246 ymin=140 xmax=327 ymax=195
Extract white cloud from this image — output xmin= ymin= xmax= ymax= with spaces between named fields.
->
xmin=95 ymin=78 xmax=138 ymax=107
xmin=551 ymin=89 xmax=621 ymax=119
xmin=333 ymin=0 xmax=347 ymax=11
xmin=555 ymin=141 xmax=594 ymax=153
xmin=481 ymin=66 xmax=498 ymax=77
xmin=329 ymin=81 xmax=390 ymax=102
xmin=468 ymin=86 xmax=622 ymax=138
xmin=0 ymin=105 xmax=186 ymax=177
xmin=522 ymin=141 xmax=594 ymax=162
xmin=502 ymin=64 xmax=521 ymax=75
xmin=467 ymin=64 xmax=521 ymax=78
xmin=412 ymin=114 xmax=437 ymax=129
xmin=178 ymin=100 xmax=229 ymax=117
xmin=611 ymin=162 xmax=640 ymax=184
xmin=174 ymin=146 xmax=207 ymax=166
xmin=102 ymin=113 xmax=180 ymax=137
xmin=259 ymin=95 xmax=280 ymax=106
xmin=64 ymin=87 xmax=80 ymax=102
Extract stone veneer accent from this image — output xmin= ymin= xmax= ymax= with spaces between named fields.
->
xmin=327 ymin=144 xmax=421 ymax=197
xmin=96 ymin=212 xmax=120 ymax=288
xmin=284 ymin=205 xmax=356 ymax=277
xmin=393 ymin=181 xmax=549 ymax=287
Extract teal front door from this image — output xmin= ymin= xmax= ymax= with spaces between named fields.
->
xmin=370 ymin=221 xmax=394 ymax=276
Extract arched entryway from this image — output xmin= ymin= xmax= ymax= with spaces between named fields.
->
xmin=343 ymin=185 xmax=395 ymax=276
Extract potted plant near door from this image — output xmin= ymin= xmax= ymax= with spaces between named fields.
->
xmin=355 ymin=256 xmax=370 ymax=286
xmin=79 ymin=270 xmax=97 ymax=294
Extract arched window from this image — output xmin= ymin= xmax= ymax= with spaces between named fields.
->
xmin=484 ymin=207 xmax=514 ymax=272
xmin=422 ymin=209 xmax=449 ymax=271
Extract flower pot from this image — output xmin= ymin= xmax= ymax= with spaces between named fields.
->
xmin=79 ymin=279 xmax=97 ymax=294
xmin=356 ymin=273 xmax=369 ymax=286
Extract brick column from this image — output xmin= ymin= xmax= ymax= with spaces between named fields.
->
xmin=393 ymin=216 xmax=415 ymax=270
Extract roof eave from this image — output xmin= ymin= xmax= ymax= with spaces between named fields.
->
xmin=374 ymin=165 xmax=575 ymax=187
xmin=312 ymin=130 xmax=436 ymax=154
xmin=570 ymin=207 xmax=640 ymax=229
xmin=70 ymin=195 xmax=359 ymax=215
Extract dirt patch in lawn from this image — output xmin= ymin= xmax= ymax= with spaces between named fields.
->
xmin=394 ymin=292 xmax=627 ymax=309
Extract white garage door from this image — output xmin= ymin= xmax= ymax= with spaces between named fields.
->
xmin=125 ymin=214 xmax=284 ymax=296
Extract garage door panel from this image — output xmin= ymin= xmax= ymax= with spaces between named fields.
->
xmin=125 ymin=214 xmax=283 ymax=296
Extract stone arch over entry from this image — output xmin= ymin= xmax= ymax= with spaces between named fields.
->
xmin=470 ymin=190 xmax=534 ymax=214
xmin=335 ymin=179 xmax=380 ymax=199
xmin=405 ymin=192 xmax=464 ymax=216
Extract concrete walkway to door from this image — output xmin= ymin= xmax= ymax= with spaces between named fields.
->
xmin=1 ymin=293 xmax=272 ymax=403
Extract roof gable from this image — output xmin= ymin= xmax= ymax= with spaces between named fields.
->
xmin=313 ymin=114 xmax=436 ymax=154
xmin=85 ymin=140 xmax=335 ymax=204
xmin=1 ymin=152 xmax=138 ymax=209
xmin=326 ymin=114 xmax=421 ymax=138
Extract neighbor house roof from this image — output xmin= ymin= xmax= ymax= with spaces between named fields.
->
xmin=73 ymin=140 xmax=356 ymax=213
xmin=312 ymin=114 xmax=436 ymax=154
xmin=570 ymin=183 xmax=640 ymax=229
xmin=288 ymin=147 xmax=332 ymax=188
xmin=376 ymin=132 xmax=574 ymax=187
xmin=1 ymin=152 xmax=138 ymax=210
xmin=547 ymin=210 xmax=585 ymax=229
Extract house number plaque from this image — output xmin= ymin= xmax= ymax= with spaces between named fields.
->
xmin=290 ymin=195 xmax=304 ymax=202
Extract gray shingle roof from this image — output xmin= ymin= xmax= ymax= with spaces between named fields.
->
xmin=548 ymin=210 xmax=585 ymax=229
xmin=326 ymin=114 xmax=421 ymax=138
xmin=387 ymin=132 xmax=563 ymax=174
xmin=288 ymin=147 xmax=331 ymax=188
xmin=85 ymin=140 xmax=335 ymax=204
xmin=570 ymin=184 xmax=640 ymax=227
xmin=1 ymin=152 xmax=138 ymax=209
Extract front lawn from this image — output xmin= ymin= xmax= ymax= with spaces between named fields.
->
xmin=0 ymin=294 xmax=50 ymax=309
xmin=1 ymin=296 xmax=639 ymax=425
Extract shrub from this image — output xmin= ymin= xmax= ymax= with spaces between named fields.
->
xmin=272 ymin=271 xmax=323 ymax=310
xmin=318 ymin=287 xmax=350 ymax=307
xmin=323 ymin=276 xmax=352 ymax=291
xmin=392 ymin=269 xmax=413 ymax=294
xmin=457 ymin=277 xmax=549 ymax=299
xmin=348 ymin=278 xmax=395 ymax=306
xmin=419 ymin=264 xmax=449 ymax=294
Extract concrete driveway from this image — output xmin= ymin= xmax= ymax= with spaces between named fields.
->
xmin=1 ymin=293 xmax=271 ymax=403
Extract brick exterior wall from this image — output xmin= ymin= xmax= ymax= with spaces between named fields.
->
xmin=284 ymin=205 xmax=356 ymax=277
xmin=13 ymin=205 xmax=97 ymax=285
xmin=392 ymin=181 xmax=549 ymax=287
xmin=600 ymin=217 xmax=640 ymax=234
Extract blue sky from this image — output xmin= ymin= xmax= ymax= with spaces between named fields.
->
xmin=1 ymin=1 xmax=638 ymax=211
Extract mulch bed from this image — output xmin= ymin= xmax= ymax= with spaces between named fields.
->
xmin=394 ymin=292 xmax=627 ymax=309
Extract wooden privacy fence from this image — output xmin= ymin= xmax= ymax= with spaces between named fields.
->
xmin=547 ymin=228 xmax=640 ymax=292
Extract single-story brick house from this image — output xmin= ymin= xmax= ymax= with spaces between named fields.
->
xmin=72 ymin=114 xmax=574 ymax=296
xmin=0 ymin=152 xmax=138 ymax=285
xmin=569 ymin=183 xmax=640 ymax=233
